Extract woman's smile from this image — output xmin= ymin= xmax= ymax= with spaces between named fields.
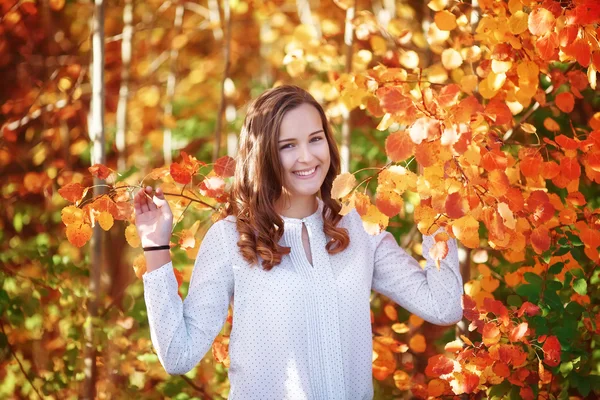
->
xmin=293 ymin=165 xmax=318 ymax=178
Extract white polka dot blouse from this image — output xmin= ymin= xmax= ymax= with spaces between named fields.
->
xmin=142 ymin=197 xmax=464 ymax=399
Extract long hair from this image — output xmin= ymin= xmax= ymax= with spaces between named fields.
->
xmin=224 ymin=85 xmax=350 ymax=270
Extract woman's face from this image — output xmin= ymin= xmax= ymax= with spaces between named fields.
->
xmin=277 ymin=103 xmax=331 ymax=199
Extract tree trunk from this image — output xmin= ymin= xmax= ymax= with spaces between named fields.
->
xmin=340 ymin=1 xmax=355 ymax=173
xmin=116 ymin=0 xmax=133 ymax=172
xmin=163 ymin=3 xmax=185 ymax=165
xmin=82 ymin=0 xmax=106 ymax=397
xmin=213 ymin=0 xmax=231 ymax=162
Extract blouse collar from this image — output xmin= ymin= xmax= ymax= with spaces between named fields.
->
xmin=279 ymin=197 xmax=324 ymax=227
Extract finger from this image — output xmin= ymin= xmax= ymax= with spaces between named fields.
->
xmin=140 ymin=186 xmax=151 ymax=213
xmin=147 ymin=187 xmax=158 ymax=211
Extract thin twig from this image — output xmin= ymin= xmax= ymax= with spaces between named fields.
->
xmin=0 ymin=321 xmax=44 ymax=400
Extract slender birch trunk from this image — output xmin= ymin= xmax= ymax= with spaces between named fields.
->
xmin=163 ymin=3 xmax=184 ymax=165
xmin=340 ymin=1 xmax=355 ymax=173
xmin=213 ymin=0 xmax=231 ymax=162
xmin=82 ymin=0 xmax=106 ymax=397
xmin=116 ymin=0 xmax=133 ymax=172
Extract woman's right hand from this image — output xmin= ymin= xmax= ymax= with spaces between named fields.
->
xmin=133 ymin=186 xmax=174 ymax=248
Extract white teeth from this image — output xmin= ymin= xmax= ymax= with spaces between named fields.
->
xmin=294 ymin=167 xmax=316 ymax=176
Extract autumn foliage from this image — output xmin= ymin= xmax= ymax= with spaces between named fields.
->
xmin=2 ymin=0 xmax=600 ymax=398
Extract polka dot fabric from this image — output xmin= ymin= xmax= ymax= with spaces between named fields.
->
xmin=143 ymin=198 xmax=464 ymax=399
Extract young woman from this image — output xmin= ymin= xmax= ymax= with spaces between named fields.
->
xmin=134 ymin=85 xmax=463 ymax=400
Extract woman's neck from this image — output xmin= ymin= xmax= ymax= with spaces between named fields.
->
xmin=275 ymin=195 xmax=318 ymax=219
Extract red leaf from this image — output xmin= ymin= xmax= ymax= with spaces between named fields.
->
xmin=531 ymin=226 xmax=551 ymax=254
xmin=542 ymin=336 xmax=561 ymax=367
xmin=560 ymin=157 xmax=581 ymax=180
xmin=425 ymin=354 xmax=454 ymax=378
xmin=517 ymin=302 xmax=541 ymax=318
xmin=170 ymin=162 xmax=193 ymax=185
xmin=214 ymin=155 xmax=236 ymax=177
xmin=536 ymin=32 xmax=559 ymax=61
xmin=445 ymin=192 xmax=465 ymax=219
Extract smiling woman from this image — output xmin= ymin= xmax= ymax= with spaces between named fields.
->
xmin=138 ymin=85 xmax=464 ymax=400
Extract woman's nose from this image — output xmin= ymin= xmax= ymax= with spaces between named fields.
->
xmin=297 ymin=144 xmax=315 ymax=162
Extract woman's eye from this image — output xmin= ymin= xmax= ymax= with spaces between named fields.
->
xmin=280 ymin=144 xmax=293 ymax=150
xmin=311 ymin=137 xmax=323 ymax=142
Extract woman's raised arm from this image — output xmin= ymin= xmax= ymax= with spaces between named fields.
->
xmin=370 ymin=227 xmax=464 ymax=326
xmin=142 ymin=220 xmax=234 ymax=375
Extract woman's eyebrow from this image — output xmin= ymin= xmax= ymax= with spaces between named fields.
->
xmin=278 ymin=129 xmax=324 ymax=143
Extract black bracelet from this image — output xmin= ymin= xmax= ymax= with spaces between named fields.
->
xmin=143 ymin=245 xmax=171 ymax=252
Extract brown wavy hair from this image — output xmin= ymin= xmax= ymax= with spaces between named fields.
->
xmin=224 ymin=85 xmax=350 ymax=270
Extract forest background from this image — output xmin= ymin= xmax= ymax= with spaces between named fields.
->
xmin=1 ymin=0 xmax=600 ymax=398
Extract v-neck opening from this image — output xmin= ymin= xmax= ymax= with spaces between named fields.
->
xmin=301 ymin=222 xmax=313 ymax=268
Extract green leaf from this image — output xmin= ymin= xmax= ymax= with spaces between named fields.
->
xmin=573 ymin=278 xmax=587 ymax=295
xmin=549 ymin=262 xmax=565 ymax=275
xmin=571 ymin=268 xmax=584 ymax=279
xmin=566 ymin=232 xmax=583 ymax=246
xmin=488 ymin=380 xmax=511 ymax=399
xmin=542 ymin=250 xmax=553 ymax=263
xmin=543 ymin=288 xmax=563 ymax=311
xmin=565 ymin=301 xmax=585 ymax=316
xmin=570 ymin=371 xmax=591 ymax=396
xmin=555 ymin=246 xmax=570 ymax=256
xmin=507 ymin=294 xmax=523 ymax=308
xmin=558 ymin=237 xmax=569 ymax=247
xmin=547 ymin=280 xmax=562 ymax=291
xmin=524 ymin=272 xmax=543 ymax=286
xmin=516 ymin=283 xmax=540 ymax=303
xmin=560 ymin=361 xmax=573 ymax=377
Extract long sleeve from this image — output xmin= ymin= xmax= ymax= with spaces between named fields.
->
xmin=142 ymin=219 xmax=234 ymax=375
xmin=370 ymin=227 xmax=464 ymax=326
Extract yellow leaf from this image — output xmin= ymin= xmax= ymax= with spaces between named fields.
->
xmin=400 ymin=50 xmax=419 ymax=69
xmin=331 ymin=172 xmax=357 ymax=199
xmin=427 ymin=0 xmax=448 ymax=12
xmin=97 ymin=211 xmax=114 ymax=231
xmin=125 ymin=224 xmax=141 ymax=248
xmin=133 ymin=254 xmax=147 ymax=279
xmin=361 ymin=205 xmax=389 ymax=235
xmin=441 ymin=48 xmax=463 ymax=70
xmin=61 ymin=205 xmax=84 ymax=226
xmin=508 ymin=10 xmax=528 ymax=34
xmin=521 ymin=122 xmax=537 ymax=134
xmin=434 ymin=10 xmax=457 ymax=31
xmin=491 ymin=60 xmax=513 ymax=74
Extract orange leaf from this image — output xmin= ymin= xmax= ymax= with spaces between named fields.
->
xmin=434 ymin=10 xmax=457 ymax=31
xmin=536 ymin=32 xmax=559 ymax=60
xmin=541 ymin=161 xmax=561 ymax=179
xmin=378 ymin=87 xmax=412 ymax=114
xmin=488 ymin=170 xmax=510 ymax=197
xmin=66 ymin=223 xmax=93 ymax=248
xmin=482 ymin=149 xmax=508 ymax=171
xmin=385 ymin=130 xmax=414 ymax=162
xmin=97 ymin=211 xmax=114 ymax=231
xmin=375 ymin=187 xmax=404 ymax=217
xmin=88 ymin=163 xmax=113 ymax=180
xmin=483 ymin=322 xmax=501 ymax=346
xmin=133 ymin=254 xmax=147 ymax=279
xmin=409 ymin=333 xmax=426 ymax=353
xmin=528 ymin=8 xmax=555 ymax=36
xmin=58 ymin=182 xmax=86 ymax=203
xmin=555 ymin=92 xmax=575 ymax=113
xmin=384 ymin=304 xmax=398 ymax=321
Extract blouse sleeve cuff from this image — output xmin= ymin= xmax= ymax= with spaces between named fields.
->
xmin=142 ymin=261 xmax=175 ymax=286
